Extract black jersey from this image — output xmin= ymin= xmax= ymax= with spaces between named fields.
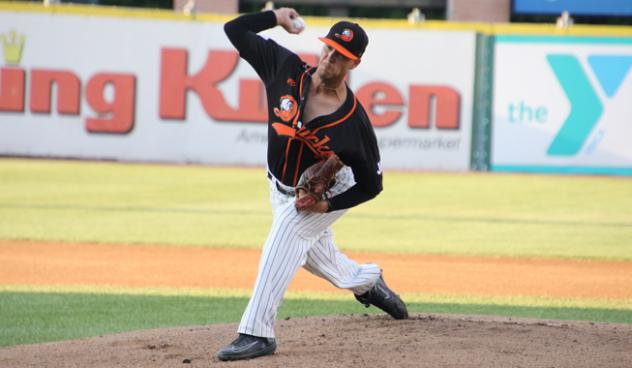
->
xmin=224 ymin=11 xmax=383 ymax=211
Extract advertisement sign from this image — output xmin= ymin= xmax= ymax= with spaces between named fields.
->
xmin=0 ymin=8 xmax=476 ymax=171
xmin=513 ymin=0 xmax=632 ymax=16
xmin=492 ymin=35 xmax=632 ymax=175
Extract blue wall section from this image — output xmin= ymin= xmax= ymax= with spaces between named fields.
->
xmin=514 ymin=0 xmax=632 ymax=16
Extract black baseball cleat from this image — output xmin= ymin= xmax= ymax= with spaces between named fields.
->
xmin=355 ymin=275 xmax=409 ymax=319
xmin=216 ymin=333 xmax=277 ymax=361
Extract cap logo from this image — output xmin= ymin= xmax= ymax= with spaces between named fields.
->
xmin=334 ymin=28 xmax=354 ymax=42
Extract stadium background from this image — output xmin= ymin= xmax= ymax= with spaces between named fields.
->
xmin=0 ymin=0 xmax=631 ymax=360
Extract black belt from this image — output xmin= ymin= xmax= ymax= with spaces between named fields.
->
xmin=267 ymin=172 xmax=295 ymax=196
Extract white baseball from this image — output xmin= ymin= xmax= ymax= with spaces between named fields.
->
xmin=292 ymin=17 xmax=305 ymax=31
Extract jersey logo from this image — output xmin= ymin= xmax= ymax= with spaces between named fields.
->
xmin=272 ymin=123 xmax=333 ymax=158
xmin=272 ymin=122 xmax=295 ymax=137
xmin=286 ymin=77 xmax=296 ymax=87
xmin=335 ymin=29 xmax=354 ymax=42
xmin=273 ymin=95 xmax=298 ymax=122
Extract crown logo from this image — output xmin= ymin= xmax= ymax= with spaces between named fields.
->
xmin=1 ymin=30 xmax=26 ymax=66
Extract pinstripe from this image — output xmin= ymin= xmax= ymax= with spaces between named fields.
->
xmin=269 ymin=237 xmax=308 ymax=309
xmin=312 ymin=212 xmax=339 ymax=234
xmin=304 ymin=249 xmax=338 ymax=282
xmin=296 ymin=210 xmax=343 ymax=239
xmin=309 ymin=244 xmax=341 ymax=281
xmin=320 ymin=232 xmax=356 ymax=277
xmin=316 ymin=245 xmax=350 ymax=285
xmin=296 ymin=212 xmax=321 ymax=236
xmin=255 ymin=205 xmax=299 ymax=329
xmin=244 ymin=201 xmax=310 ymax=336
xmin=261 ymin=235 xmax=309 ymax=336
xmin=241 ymin=203 xmax=295 ymax=335
xmin=305 ymin=237 xmax=379 ymax=292
xmin=237 ymin=167 xmax=380 ymax=338
xmin=261 ymin=231 xmax=304 ymax=328
xmin=335 ymin=246 xmax=357 ymax=277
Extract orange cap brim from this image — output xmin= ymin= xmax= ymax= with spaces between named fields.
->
xmin=318 ymin=37 xmax=359 ymax=61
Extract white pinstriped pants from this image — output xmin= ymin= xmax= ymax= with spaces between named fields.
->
xmin=237 ymin=167 xmax=382 ymax=338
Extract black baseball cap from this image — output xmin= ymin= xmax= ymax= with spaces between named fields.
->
xmin=318 ymin=21 xmax=368 ymax=61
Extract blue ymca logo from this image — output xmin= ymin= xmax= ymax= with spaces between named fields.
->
xmin=546 ymin=54 xmax=632 ymax=156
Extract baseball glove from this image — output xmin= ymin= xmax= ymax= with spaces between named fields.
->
xmin=295 ymin=154 xmax=344 ymax=211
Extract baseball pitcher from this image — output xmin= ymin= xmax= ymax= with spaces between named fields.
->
xmin=217 ymin=8 xmax=409 ymax=361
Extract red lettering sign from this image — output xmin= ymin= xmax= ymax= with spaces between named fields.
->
xmin=159 ymin=48 xmax=266 ymax=122
xmin=0 ymin=47 xmax=461 ymax=136
xmin=408 ymin=85 xmax=460 ymax=129
xmin=356 ymin=82 xmax=403 ymax=127
xmin=0 ymin=67 xmax=25 ymax=112
xmin=30 ymin=69 xmax=81 ymax=115
xmin=1 ymin=67 xmax=136 ymax=134
xmin=85 ymin=73 xmax=136 ymax=134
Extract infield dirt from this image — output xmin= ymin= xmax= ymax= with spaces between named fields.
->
xmin=1 ymin=240 xmax=632 ymax=367
xmin=1 ymin=314 xmax=631 ymax=367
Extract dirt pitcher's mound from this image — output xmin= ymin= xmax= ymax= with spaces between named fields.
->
xmin=1 ymin=314 xmax=631 ymax=368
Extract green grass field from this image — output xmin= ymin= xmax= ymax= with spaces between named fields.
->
xmin=1 ymin=158 xmax=631 ymax=347
xmin=1 ymin=159 xmax=631 ymax=259
xmin=2 ymin=291 xmax=630 ymax=347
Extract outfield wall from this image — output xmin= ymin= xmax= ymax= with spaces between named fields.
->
xmin=491 ymin=35 xmax=632 ymax=175
xmin=1 ymin=4 xmax=631 ymax=174
xmin=0 ymin=4 xmax=475 ymax=171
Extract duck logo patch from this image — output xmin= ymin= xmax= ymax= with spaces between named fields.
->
xmin=273 ymin=95 xmax=298 ymax=122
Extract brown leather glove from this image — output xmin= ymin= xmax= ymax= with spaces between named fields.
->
xmin=295 ymin=154 xmax=343 ymax=211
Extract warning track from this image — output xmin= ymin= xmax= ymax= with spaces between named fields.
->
xmin=1 ymin=241 xmax=631 ymax=303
